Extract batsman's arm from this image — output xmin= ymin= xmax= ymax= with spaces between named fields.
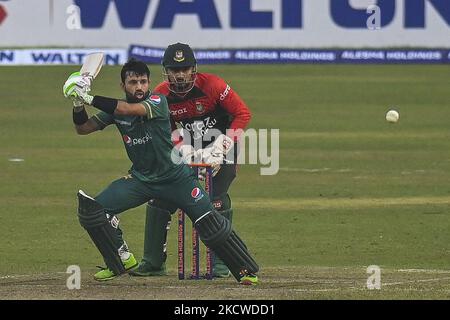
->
xmin=81 ymin=95 xmax=147 ymax=117
xmin=71 ymin=85 xmax=162 ymax=119
xmin=89 ymin=95 xmax=164 ymax=120
xmin=74 ymin=118 xmax=101 ymax=135
xmin=72 ymin=106 xmax=101 ymax=135
xmin=115 ymin=101 xmax=147 ymax=116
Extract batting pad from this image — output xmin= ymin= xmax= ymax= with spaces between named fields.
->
xmin=195 ymin=210 xmax=259 ymax=281
xmin=77 ymin=190 xmax=125 ymax=275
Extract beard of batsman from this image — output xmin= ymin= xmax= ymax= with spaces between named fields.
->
xmin=125 ymin=90 xmax=150 ymax=103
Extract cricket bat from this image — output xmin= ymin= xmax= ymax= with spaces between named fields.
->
xmin=80 ymin=52 xmax=104 ymax=79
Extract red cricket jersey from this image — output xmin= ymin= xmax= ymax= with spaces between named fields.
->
xmin=153 ymin=73 xmax=251 ymax=148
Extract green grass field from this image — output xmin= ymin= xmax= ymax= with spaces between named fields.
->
xmin=1 ymin=64 xmax=450 ymax=299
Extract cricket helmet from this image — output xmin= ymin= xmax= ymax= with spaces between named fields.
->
xmin=162 ymin=42 xmax=197 ymax=95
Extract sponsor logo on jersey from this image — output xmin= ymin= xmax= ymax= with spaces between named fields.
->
xmin=150 ymin=95 xmax=161 ymax=104
xmin=123 ymin=133 xmax=152 ymax=146
xmin=123 ymin=135 xmax=132 ymax=145
xmin=182 ymin=117 xmax=218 ymax=140
xmin=191 ymin=187 xmax=204 ymax=202
xmin=219 ymin=84 xmax=231 ymax=101
xmin=196 ymin=102 xmax=205 ymax=114
xmin=170 ymin=107 xmax=187 ymax=116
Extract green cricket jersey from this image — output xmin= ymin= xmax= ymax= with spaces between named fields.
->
xmin=92 ymin=93 xmax=183 ymax=183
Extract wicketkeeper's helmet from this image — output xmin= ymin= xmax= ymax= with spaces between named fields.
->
xmin=162 ymin=42 xmax=197 ymax=95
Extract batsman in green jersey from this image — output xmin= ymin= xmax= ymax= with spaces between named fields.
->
xmin=62 ymin=58 xmax=259 ymax=285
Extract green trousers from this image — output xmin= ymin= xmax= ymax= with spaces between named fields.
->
xmin=140 ymin=164 xmax=237 ymax=273
xmin=94 ymin=165 xmax=213 ymax=240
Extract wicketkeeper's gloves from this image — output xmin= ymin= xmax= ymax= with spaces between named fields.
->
xmin=201 ymin=134 xmax=235 ymax=176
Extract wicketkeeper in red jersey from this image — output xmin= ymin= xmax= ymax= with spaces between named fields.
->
xmin=130 ymin=43 xmax=252 ymax=278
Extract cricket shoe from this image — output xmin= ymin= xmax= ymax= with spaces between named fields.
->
xmin=239 ymin=271 xmax=259 ymax=286
xmin=129 ymin=261 xmax=167 ymax=277
xmin=93 ymin=253 xmax=138 ymax=281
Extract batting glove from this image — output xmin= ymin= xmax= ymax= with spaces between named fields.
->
xmin=63 ymin=72 xmax=93 ymax=104
xmin=71 ymin=86 xmax=94 ymax=105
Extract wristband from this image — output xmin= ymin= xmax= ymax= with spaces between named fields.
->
xmin=73 ymin=107 xmax=89 ymax=125
xmin=92 ymin=95 xmax=118 ymax=114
